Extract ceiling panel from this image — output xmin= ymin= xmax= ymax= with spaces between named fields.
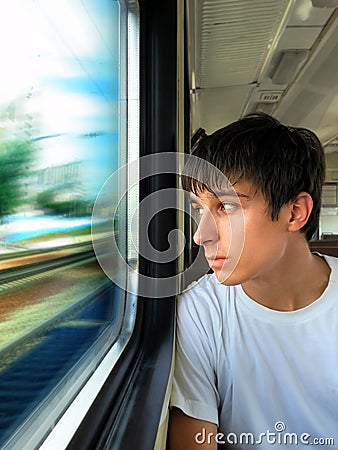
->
xmin=188 ymin=0 xmax=338 ymax=142
xmin=197 ymin=0 xmax=292 ymax=88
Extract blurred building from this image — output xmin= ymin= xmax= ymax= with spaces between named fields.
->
xmin=37 ymin=162 xmax=82 ymax=188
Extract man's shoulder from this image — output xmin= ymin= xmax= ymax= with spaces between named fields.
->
xmin=180 ymin=273 xmax=223 ymax=298
xmin=182 ymin=272 xmax=217 ymax=291
xmin=177 ymin=274 xmax=235 ymax=334
xmin=178 ymin=273 xmax=236 ymax=313
xmin=318 ymin=253 xmax=338 ymax=278
xmin=323 ymin=253 xmax=338 ymax=267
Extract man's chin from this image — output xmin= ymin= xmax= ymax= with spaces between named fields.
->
xmin=213 ymin=266 xmax=239 ymax=286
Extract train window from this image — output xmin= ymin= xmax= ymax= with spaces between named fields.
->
xmin=319 ymin=181 xmax=338 ymax=239
xmin=0 ymin=0 xmax=139 ymax=448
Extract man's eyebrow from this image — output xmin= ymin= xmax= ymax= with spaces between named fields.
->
xmin=188 ymin=196 xmax=203 ymax=204
xmin=214 ymin=190 xmax=251 ymax=199
xmin=188 ymin=190 xmax=251 ymax=202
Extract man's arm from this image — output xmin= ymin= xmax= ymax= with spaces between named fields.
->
xmin=168 ymin=407 xmax=218 ymax=450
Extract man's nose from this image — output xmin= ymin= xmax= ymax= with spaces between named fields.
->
xmin=193 ymin=209 xmax=219 ymax=246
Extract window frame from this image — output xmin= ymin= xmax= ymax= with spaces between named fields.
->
xmin=66 ymin=0 xmax=178 ymax=448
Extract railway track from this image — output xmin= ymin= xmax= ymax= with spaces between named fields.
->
xmin=0 ymin=240 xmax=94 ymax=262
xmin=0 ymin=250 xmax=95 ymax=285
xmin=0 ymin=237 xmax=114 ymax=285
xmin=0 ymin=243 xmax=97 ymax=286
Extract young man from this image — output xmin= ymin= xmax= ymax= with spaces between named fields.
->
xmin=168 ymin=113 xmax=338 ymax=449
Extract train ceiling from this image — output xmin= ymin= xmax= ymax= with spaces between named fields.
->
xmin=187 ymin=0 xmax=338 ymax=150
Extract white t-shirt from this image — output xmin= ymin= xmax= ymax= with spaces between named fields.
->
xmin=171 ymin=254 xmax=338 ymax=449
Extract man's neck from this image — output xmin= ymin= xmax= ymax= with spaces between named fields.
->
xmin=241 ymin=240 xmax=331 ymax=312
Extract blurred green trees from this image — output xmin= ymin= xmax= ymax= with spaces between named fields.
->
xmin=0 ymin=139 xmax=34 ymax=220
xmin=36 ymin=188 xmax=91 ymax=217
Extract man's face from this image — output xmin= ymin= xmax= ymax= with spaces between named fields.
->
xmin=190 ymin=181 xmax=291 ymax=286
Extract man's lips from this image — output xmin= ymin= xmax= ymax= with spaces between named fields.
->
xmin=206 ymin=256 xmax=229 ymax=269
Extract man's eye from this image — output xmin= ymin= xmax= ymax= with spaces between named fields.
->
xmin=221 ymin=202 xmax=237 ymax=211
xmin=193 ymin=207 xmax=203 ymax=216
xmin=191 ymin=205 xmax=204 ymax=220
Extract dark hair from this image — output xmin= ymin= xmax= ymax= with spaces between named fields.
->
xmin=182 ymin=113 xmax=325 ymax=241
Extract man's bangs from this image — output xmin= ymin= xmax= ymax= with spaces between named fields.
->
xmin=181 ymin=157 xmax=232 ymax=195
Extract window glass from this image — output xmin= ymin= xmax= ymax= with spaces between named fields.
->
xmin=319 ymin=176 xmax=338 ymax=240
xmin=0 ymin=1 xmax=138 ymax=447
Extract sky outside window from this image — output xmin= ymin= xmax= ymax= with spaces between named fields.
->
xmin=0 ymin=0 xmax=120 ymax=246
xmin=0 ymin=2 xmax=124 ymax=445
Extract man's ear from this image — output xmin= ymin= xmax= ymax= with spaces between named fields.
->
xmin=288 ymin=192 xmax=313 ymax=232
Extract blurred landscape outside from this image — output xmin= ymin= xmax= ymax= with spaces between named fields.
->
xmin=0 ymin=0 xmax=120 ymax=254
